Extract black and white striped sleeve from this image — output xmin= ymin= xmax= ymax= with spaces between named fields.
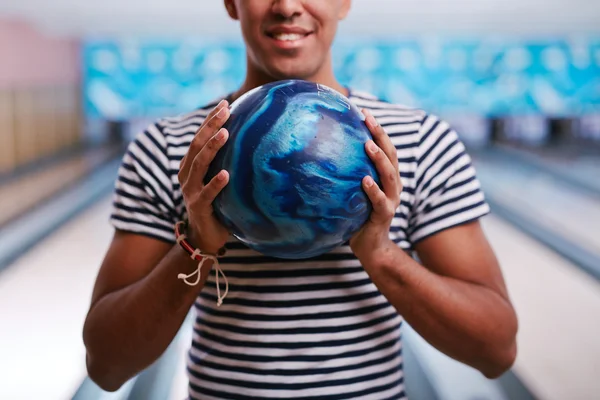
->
xmin=408 ymin=114 xmax=490 ymax=243
xmin=109 ymin=122 xmax=178 ymax=243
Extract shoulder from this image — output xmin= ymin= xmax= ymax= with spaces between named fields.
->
xmin=349 ymin=90 xmax=424 ymax=133
xmin=350 ymin=90 xmax=445 ymax=156
xmin=350 ymin=90 xmax=425 ymax=119
xmin=123 ymin=99 xmax=222 ymax=180
xmin=129 ymin=98 xmax=222 ymax=160
xmin=155 ymin=98 xmax=222 ymax=141
xmin=349 ymin=90 xmax=461 ymax=153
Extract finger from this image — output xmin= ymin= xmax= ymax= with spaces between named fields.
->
xmin=195 ymin=170 xmax=230 ymax=213
xmin=363 ymin=108 xmax=399 ymax=174
xmin=183 ymin=101 xmax=229 ymax=179
xmin=365 ymin=140 xmax=400 ymax=198
xmin=362 ymin=176 xmax=393 ymax=223
xmin=187 ymin=128 xmax=229 ymax=190
xmin=200 ymin=101 xmax=231 ymax=139
xmin=180 ymin=100 xmax=229 ymax=183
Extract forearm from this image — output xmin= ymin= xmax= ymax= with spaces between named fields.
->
xmin=83 ymin=245 xmax=211 ymax=390
xmin=363 ymin=243 xmax=517 ymax=377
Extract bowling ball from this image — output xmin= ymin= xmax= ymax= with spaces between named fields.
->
xmin=205 ymin=79 xmax=380 ymax=259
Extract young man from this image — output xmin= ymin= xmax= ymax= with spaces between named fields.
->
xmin=83 ymin=1 xmax=518 ymax=398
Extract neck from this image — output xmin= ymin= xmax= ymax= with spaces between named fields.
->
xmin=230 ymin=53 xmax=348 ymax=102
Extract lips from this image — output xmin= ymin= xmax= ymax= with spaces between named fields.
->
xmin=265 ymin=26 xmax=313 ymax=43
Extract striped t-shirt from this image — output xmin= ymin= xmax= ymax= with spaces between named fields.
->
xmin=110 ymin=89 xmax=490 ymax=400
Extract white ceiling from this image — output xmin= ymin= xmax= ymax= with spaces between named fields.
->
xmin=1 ymin=0 xmax=600 ymax=38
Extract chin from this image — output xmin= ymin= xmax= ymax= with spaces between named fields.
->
xmin=261 ymin=56 xmax=319 ymax=81
xmin=266 ymin=64 xmax=316 ymax=81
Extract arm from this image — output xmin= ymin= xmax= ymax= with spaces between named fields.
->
xmin=351 ymin=110 xmax=517 ymax=378
xmin=83 ymin=231 xmax=211 ymax=391
xmin=358 ymin=222 xmax=517 ymax=378
xmin=84 ymin=100 xmax=233 ymax=391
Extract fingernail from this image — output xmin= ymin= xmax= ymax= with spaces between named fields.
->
xmin=368 ymin=141 xmax=379 ymax=153
xmin=216 ymin=129 xmax=227 ymax=141
xmin=364 ymin=176 xmax=374 ymax=187
xmin=218 ymin=170 xmax=227 ymax=181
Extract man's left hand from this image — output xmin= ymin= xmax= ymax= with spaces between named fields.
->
xmin=350 ymin=109 xmax=402 ymax=263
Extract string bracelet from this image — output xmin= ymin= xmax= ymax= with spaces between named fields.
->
xmin=174 ymin=221 xmax=228 ymax=306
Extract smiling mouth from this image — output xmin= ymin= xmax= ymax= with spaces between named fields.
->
xmin=266 ymin=32 xmax=313 ymax=42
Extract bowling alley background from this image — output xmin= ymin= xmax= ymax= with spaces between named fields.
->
xmin=84 ymin=38 xmax=600 ymax=119
xmin=1 ymin=0 xmax=600 ymax=399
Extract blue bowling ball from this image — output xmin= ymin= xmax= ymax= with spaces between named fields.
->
xmin=205 ymin=79 xmax=380 ymax=259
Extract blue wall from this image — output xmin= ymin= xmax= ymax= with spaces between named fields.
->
xmin=83 ymin=37 xmax=600 ymax=120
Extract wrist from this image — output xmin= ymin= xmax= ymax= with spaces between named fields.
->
xmin=360 ymin=241 xmax=416 ymax=295
xmin=174 ymin=221 xmax=225 ymax=303
xmin=174 ymin=221 xmax=225 ymax=258
xmin=186 ymin=224 xmax=225 ymax=256
xmin=350 ymin=226 xmax=392 ymax=263
xmin=360 ymin=237 xmax=398 ymax=269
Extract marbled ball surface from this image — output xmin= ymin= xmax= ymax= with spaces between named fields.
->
xmin=205 ymin=80 xmax=380 ymax=259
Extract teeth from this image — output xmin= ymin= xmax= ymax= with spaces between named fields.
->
xmin=273 ymin=33 xmax=304 ymax=41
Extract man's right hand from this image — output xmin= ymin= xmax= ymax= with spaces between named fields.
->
xmin=83 ymin=99 xmax=234 ymax=391
xmin=178 ymin=99 xmax=232 ymax=255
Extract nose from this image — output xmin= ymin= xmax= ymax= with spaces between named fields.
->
xmin=271 ymin=0 xmax=304 ymax=19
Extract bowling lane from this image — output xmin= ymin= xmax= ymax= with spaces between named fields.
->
xmin=480 ymin=215 xmax=600 ymax=400
xmin=0 ymin=195 xmax=115 ymax=399
xmin=0 ymin=145 xmax=122 ymax=229
xmin=473 ymin=155 xmax=600 ymax=270
xmin=0 ymin=190 xmax=192 ymax=400
xmin=492 ymin=145 xmax=600 ymax=195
